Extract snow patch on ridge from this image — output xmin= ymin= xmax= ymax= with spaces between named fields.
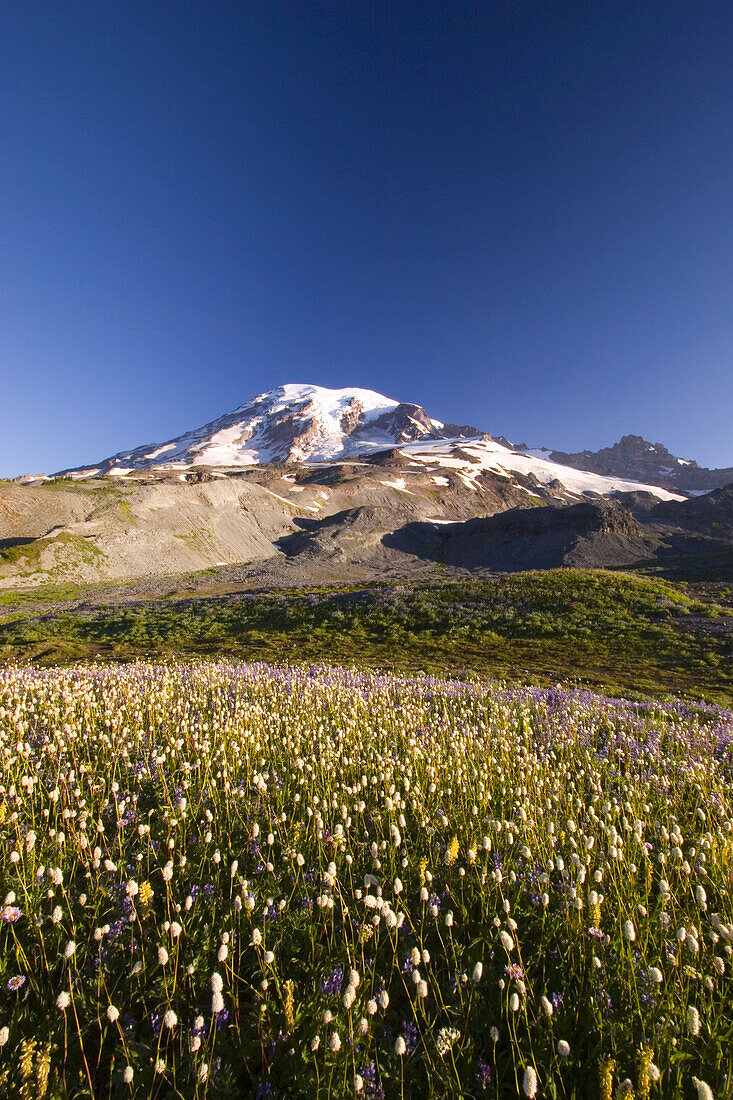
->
xmin=402 ymin=437 xmax=685 ymax=502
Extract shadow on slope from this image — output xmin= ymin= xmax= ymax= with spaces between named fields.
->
xmin=384 ymin=500 xmax=663 ymax=572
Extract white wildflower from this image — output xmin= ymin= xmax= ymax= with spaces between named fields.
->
xmin=523 ymin=1066 xmax=538 ymax=1097
xmin=688 ymin=1005 xmax=701 ymax=1036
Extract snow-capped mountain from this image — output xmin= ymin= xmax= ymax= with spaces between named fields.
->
xmin=63 ymin=384 xmax=455 ymax=475
xmin=58 ymin=383 xmax=684 ymax=503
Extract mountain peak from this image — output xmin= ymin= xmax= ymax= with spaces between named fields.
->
xmin=544 ymin=434 xmax=733 ymax=492
xmin=60 ymin=384 xmax=462 ymax=476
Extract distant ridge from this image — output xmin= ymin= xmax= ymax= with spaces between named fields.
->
xmin=537 ymin=434 xmax=733 ymax=493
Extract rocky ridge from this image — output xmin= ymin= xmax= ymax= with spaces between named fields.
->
xmin=544 ymin=435 xmax=733 ymax=493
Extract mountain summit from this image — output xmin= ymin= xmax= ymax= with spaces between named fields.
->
xmin=65 ymin=384 xmax=476 ymax=475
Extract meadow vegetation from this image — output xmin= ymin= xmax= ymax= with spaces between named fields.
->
xmin=0 ymin=662 xmax=730 ymax=1098
xmin=0 ymin=571 xmax=730 ymax=703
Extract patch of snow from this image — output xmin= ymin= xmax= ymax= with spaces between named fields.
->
xmin=263 ymin=489 xmax=321 ymax=512
xmin=430 ymin=476 xmax=449 ymax=486
xmin=402 ymin=436 xmax=685 ymax=502
xmin=406 ymin=416 xmax=429 ymax=434
xmin=380 ymin=478 xmax=416 ymax=495
xmin=457 ymin=475 xmax=478 ymax=492
xmin=145 ymin=443 xmax=177 ymax=459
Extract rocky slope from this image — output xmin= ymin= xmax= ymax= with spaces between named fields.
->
xmin=0 ymin=458 xmax=558 ymax=588
xmin=541 ymin=435 xmax=733 ymax=493
xmin=385 ymin=501 xmax=662 ymax=572
xmin=648 ymin=484 xmax=733 ymax=540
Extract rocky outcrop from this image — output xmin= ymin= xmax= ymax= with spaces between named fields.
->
xmin=362 ymin=403 xmax=439 ymax=444
xmin=648 ymin=483 xmax=733 ymax=540
xmin=339 ymin=398 xmax=364 ymax=435
xmin=548 ymin=435 xmax=733 ymax=493
xmin=387 ymin=500 xmax=662 ymax=572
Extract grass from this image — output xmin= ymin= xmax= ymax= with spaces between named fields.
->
xmin=0 ymin=532 xmax=105 ymax=581
xmin=0 ymin=570 xmax=731 ymax=703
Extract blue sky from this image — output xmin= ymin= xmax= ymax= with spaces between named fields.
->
xmin=2 ymin=1 xmax=732 ymax=475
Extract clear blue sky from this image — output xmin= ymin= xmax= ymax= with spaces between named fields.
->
xmin=2 ymin=1 xmax=732 ymax=475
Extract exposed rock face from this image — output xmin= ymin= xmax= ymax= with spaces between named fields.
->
xmin=339 ymin=398 xmax=364 ymax=435
xmin=387 ymin=500 xmax=661 ymax=572
xmin=0 ymin=457 xmax=551 ymax=588
xmin=365 ymin=403 xmax=438 ymax=443
xmin=649 ymin=484 xmax=733 ymax=540
xmin=549 ymin=435 xmax=733 ymax=492
xmin=442 ymin=423 xmax=487 ymax=439
xmin=279 ymin=505 xmax=426 ymax=564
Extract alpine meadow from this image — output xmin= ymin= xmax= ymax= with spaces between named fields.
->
xmin=3 ymin=3 xmax=733 ymax=1098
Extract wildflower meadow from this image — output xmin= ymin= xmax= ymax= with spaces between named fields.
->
xmin=0 ymin=660 xmax=731 ymax=1098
